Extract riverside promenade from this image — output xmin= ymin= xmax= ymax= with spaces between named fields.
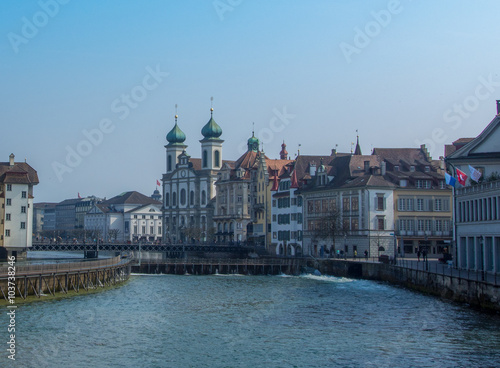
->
xmin=314 ymin=256 xmax=500 ymax=312
xmin=0 ymin=256 xmax=131 ymax=302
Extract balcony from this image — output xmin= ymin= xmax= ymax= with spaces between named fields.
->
xmin=456 ymin=179 xmax=500 ymax=196
xmin=396 ymin=230 xmax=451 ymax=238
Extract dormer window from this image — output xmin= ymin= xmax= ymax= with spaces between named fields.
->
xmin=425 ymin=166 xmax=430 ymax=173
xmin=394 ymin=165 xmax=399 ymax=171
xmin=410 ymin=166 xmax=415 ymax=172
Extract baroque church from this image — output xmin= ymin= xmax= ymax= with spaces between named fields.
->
xmin=162 ymin=107 xmax=228 ymax=243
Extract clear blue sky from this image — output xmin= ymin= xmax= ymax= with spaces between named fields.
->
xmin=1 ymin=0 xmax=500 ymax=202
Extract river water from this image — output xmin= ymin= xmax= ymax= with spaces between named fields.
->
xmin=3 ymin=273 xmax=500 ymax=368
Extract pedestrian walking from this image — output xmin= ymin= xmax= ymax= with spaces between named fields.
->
xmin=364 ymin=250 xmax=368 ymax=260
xmin=417 ymin=250 xmax=421 ymax=262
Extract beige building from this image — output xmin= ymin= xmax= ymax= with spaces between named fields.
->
xmin=374 ymin=146 xmax=452 ymax=257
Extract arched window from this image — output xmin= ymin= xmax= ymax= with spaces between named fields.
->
xmin=172 ymin=192 xmax=177 ymax=206
xmin=165 ymin=193 xmax=170 ymax=206
xmin=214 ymin=150 xmax=220 ymax=168
xmin=201 ymin=190 xmax=207 ymax=205
xmin=180 ymin=189 xmax=186 ymax=206
xmin=203 ymin=150 xmax=208 ymax=168
xmin=167 ymin=155 xmax=172 ymax=172
xmin=218 ymin=223 xmax=222 ymax=232
xmin=190 ymin=190 xmax=195 ymax=206
xmin=224 ymin=223 xmax=228 ymax=232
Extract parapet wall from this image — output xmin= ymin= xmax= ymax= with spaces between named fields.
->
xmin=314 ymin=260 xmax=500 ymax=312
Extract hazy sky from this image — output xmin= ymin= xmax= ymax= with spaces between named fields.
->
xmin=1 ymin=0 xmax=500 ymax=203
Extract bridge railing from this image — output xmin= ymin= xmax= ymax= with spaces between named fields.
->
xmin=0 ymin=256 xmax=125 ymax=277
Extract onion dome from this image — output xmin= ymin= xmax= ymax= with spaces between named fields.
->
xmin=247 ymin=131 xmax=259 ymax=152
xmin=201 ymin=108 xmax=222 ymax=139
xmin=166 ymin=115 xmax=186 ymax=144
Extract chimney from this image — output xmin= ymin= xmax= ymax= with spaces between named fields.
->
xmin=9 ymin=153 xmax=15 ymax=166
xmin=381 ymin=161 xmax=386 ymax=176
xmin=497 ymin=100 xmax=500 ymax=115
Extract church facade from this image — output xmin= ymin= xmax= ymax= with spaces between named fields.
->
xmin=162 ymin=109 xmax=227 ymax=243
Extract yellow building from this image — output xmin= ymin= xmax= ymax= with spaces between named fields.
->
xmin=374 ymin=147 xmax=452 ymax=257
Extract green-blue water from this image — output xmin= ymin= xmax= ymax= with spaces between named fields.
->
xmin=3 ymin=273 xmax=500 ymax=368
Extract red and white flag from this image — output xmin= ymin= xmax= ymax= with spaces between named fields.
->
xmin=456 ymin=168 xmax=468 ymax=186
xmin=156 ymin=180 xmax=161 ymax=186
xmin=78 ymin=192 xmax=82 ymax=199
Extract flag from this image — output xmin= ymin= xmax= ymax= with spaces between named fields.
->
xmin=156 ymin=180 xmax=161 ymax=186
xmin=469 ymin=165 xmax=482 ymax=182
xmin=78 ymin=192 xmax=82 ymax=199
xmin=456 ymin=168 xmax=468 ymax=186
xmin=445 ymin=172 xmax=456 ymax=187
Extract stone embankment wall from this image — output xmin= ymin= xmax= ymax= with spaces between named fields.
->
xmin=314 ymin=260 xmax=500 ymax=312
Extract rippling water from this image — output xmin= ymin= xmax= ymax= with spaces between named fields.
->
xmin=3 ymin=274 xmax=500 ymax=368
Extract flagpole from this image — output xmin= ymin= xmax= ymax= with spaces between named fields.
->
xmin=446 ymin=161 xmax=459 ymax=267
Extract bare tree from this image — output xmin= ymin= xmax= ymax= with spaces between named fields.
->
xmin=313 ymin=207 xmax=345 ymax=254
xmin=183 ymin=226 xmax=202 ymax=244
xmin=108 ymin=229 xmax=121 ymax=242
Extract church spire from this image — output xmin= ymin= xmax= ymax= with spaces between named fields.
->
xmin=354 ymin=130 xmax=362 ymax=155
xmin=280 ymin=141 xmax=288 ymax=160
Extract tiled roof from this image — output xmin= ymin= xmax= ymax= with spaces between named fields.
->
xmin=103 ymin=191 xmax=161 ymax=206
xmin=372 ymin=148 xmax=428 ymax=166
xmin=234 ymin=150 xmax=261 ymax=170
xmin=337 ymin=174 xmax=396 ymax=189
xmin=0 ymin=162 xmax=39 ymax=185
xmin=57 ymin=198 xmax=82 ymax=206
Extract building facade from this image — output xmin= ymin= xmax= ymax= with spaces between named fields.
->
xmin=85 ymin=191 xmax=162 ymax=242
xmin=446 ymin=103 xmax=500 ymax=272
xmin=374 ymin=146 xmax=452 ymax=257
xmin=214 ymin=133 xmax=261 ymax=243
xmin=0 ymin=154 xmax=39 ymax=259
xmin=162 ymin=110 xmax=225 ymax=243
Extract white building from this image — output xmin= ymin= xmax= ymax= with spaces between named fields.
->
xmin=271 ymin=164 xmax=303 ymax=256
xmin=301 ymin=153 xmax=395 ymax=258
xmin=85 ymin=191 xmax=162 ymax=242
xmin=446 ymin=102 xmax=500 ymax=272
xmin=0 ymin=154 xmax=39 ymax=259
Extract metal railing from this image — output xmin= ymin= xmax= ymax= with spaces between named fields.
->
xmin=393 ymin=258 xmax=500 ymax=286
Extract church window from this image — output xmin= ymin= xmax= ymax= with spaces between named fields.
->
xmin=180 ymin=189 xmax=186 ymax=206
xmin=214 ymin=150 xmax=220 ymax=167
xmin=203 ymin=150 xmax=208 ymax=168
xmin=167 ymin=155 xmax=172 ymax=171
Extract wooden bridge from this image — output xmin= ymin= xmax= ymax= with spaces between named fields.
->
xmin=0 ymin=256 xmax=131 ymax=302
